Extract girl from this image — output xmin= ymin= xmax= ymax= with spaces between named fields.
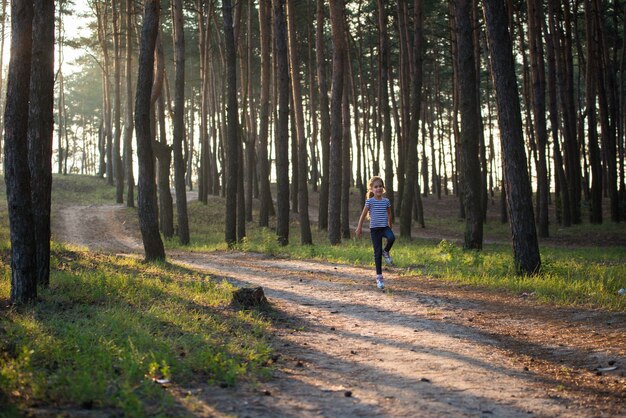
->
xmin=355 ymin=176 xmax=395 ymax=290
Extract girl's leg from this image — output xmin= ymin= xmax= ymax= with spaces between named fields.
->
xmin=383 ymin=227 xmax=396 ymax=253
xmin=370 ymin=228 xmax=384 ymax=275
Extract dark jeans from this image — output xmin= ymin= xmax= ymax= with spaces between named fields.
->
xmin=370 ymin=226 xmax=395 ymax=275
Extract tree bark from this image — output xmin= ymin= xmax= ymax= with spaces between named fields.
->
xmin=124 ymin=0 xmax=135 ymax=207
xmin=591 ymin=0 xmax=619 ymax=222
xmin=56 ymin=1 xmax=66 ymax=175
xmin=560 ymin=0 xmax=582 ymax=224
xmin=377 ymin=0 xmax=394 ymax=219
xmin=584 ymin=0 xmax=603 ymax=224
xmin=223 ymin=0 xmax=239 ymax=246
xmin=316 ymin=0 xmax=330 ymax=231
xmin=456 ymin=0 xmax=483 ymax=250
xmin=135 ymin=0 xmax=165 ymax=261
xmin=0 ymin=0 xmax=7 ymax=159
xmin=96 ymin=0 xmax=113 ymax=185
xmin=341 ymin=77 xmax=351 ymax=240
xmin=172 ymin=0 xmax=190 ymax=244
xmin=5 ymin=0 xmax=36 ymax=303
xmin=155 ymin=97 xmax=173 ymax=238
xmin=154 ymin=36 xmax=173 ymax=238
xmin=196 ymin=0 xmax=208 ymax=203
xmin=258 ymin=0 xmax=272 ymax=227
xmin=28 ymin=0 xmax=55 ymax=287
xmin=274 ymin=0 xmax=290 ymax=246
xmin=113 ymin=0 xmax=124 ymax=203
xmin=243 ymin=0 xmax=257 ymax=223
xmin=286 ymin=0 xmax=312 ymax=245
xmin=400 ymin=0 xmax=423 ymax=239
xmin=328 ymin=0 xmax=346 ymax=245
xmin=483 ymin=0 xmax=541 ymax=274
xmin=526 ymin=0 xmax=549 ymax=236
xmin=546 ymin=0 xmax=570 ymax=226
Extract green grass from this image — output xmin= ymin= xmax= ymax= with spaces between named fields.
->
xmin=0 ymin=248 xmax=273 ymax=416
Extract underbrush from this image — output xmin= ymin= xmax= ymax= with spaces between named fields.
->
xmin=0 ymin=247 xmax=273 ymax=416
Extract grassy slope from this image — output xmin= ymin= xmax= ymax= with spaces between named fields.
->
xmin=0 ymin=175 xmax=273 ymax=416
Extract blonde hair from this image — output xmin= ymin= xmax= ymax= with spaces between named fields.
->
xmin=366 ymin=176 xmax=385 ymax=199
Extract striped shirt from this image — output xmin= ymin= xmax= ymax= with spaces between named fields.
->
xmin=365 ymin=197 xmax=390 ymax=228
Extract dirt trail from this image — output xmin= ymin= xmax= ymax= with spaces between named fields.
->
xmin=53 ymin=204 xmax=626 ymax=417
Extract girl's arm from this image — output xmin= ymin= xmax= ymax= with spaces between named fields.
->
xmin=355 ymin=206 xmax=369 ymax=238
xmin=387 ymin=206 xmax=393 ymax=228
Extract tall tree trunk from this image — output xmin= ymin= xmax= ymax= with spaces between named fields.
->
xmin=473 ymin=3 xmax=488 ymax=222
xmin=0 ymin=0 xmax=7 ymax=162
xmin=98 ymin=119 xmax=105 ymax=176
xmin=316 ymin=0 xmax=330 ymax=230
xmin=234 ymin=1 xmax=246 ymax=243
xmin=290 ymin=96 xmax=298 ymax=214
xmin=526 ymin=0 xmax=549 ymax=236
xmin=258 ymin=0 xmax=272 ymax=227
xmin=546 ymin=0 xmax=570 ymax=226
xmin=135 ymin=0 xmax=165 ymax=261
xmin=196 ymin=0 xmax=208 ymax=203
xmin=244 ymin=0 xmax=257 ymax=222
xmin=308 ymin=16 xmax=319 ymax=193
xmin=172 ymin=0 xmax=190 ymax=244
xmin=286 ymin=0 xmax=312 ymax=244
xmin=274 ymin=0 xmax=290 ymax=245
xmin=113 ymin=0 xmax=124 ymax=203
xmin=186 ymin=91 xmax=194 ymax=190
xmin=156 ymin=95 xmax=173 ymax=238
xmin=328 ymin=0 xmax=346 ymax=245
xmin=377 ymin=0 xmax=394 ymax=219
xmin=400 ymin=0 xmax=423 ymax=239
xmin=585 ymin=0 xmax=603 ymax=224
xmin=124 ymin=0 xmax=135 ymax=207
xmin=592 ymin=0 xmax=619 ymax=222
xmin=483 ymin=0 xmax=541 ymax=274
xmin=561 ymin=0 xmax=582 ymax=224
xmin=341 ymin=77 xmax=351 ymax=240
xmin=57 ymin=8 xmax=66 ymax=176
xmin=237 ymin=136 xmax=246 ymax=242
xmin=5 ymin=0 xmax=36 ymax=303
xmin=28 ymin=0 xmax=55 ymax=287
xmin=456 ymin=0 xmax=483 ymax=249
xmin=153 ymin=35 xmax=173 ymax=238
xmin=449 ymin=1 xmax=462 ymax=216
xmin=223 ymin=0 xmax=239 ymax=246
xmin=395 ymin=0 xmax=409 ymax=215
xmin=96 ymin=1 xmax=113 ymax=185
xmin=620 ymin=4 xmax=626 ymax=218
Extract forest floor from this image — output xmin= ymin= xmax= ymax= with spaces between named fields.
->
xmin=53 ymin=196 xmax=626 ymax=417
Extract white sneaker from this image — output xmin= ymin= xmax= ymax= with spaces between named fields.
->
xmin=376 ymin=275 xmax=385 ymax=290
xmin=382 ymin=250 xmax=393 ymax=265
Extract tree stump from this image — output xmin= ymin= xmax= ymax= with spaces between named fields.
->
xmin=232 ymin=286 xmax=269 ymax=309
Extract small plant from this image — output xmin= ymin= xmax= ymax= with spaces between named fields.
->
xmin=437 ymin=239 xmax=459 ymax=260
xmin=148 ymin=358 xmax=171 ymax=381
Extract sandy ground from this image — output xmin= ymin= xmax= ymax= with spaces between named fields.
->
xmin=52 ymin=203 xmax=626 ymax=417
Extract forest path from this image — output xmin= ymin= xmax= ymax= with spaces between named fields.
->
xmin=52 ymin=203 xmax=625 ymax=417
